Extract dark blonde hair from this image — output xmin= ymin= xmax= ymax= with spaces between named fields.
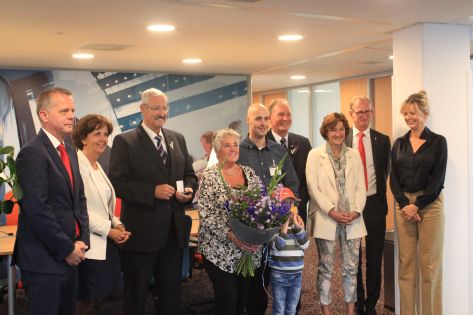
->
xmin=36 ymin=87 xmax=73 ymax=115
xmin=72 ymin=114 xmax=113 ymax=150
xmin=320 ymin=112 xmax=349 ymax=140
xmin=401 ymin=90 xmax=429 ymax=115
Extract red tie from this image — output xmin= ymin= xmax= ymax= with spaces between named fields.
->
xmin=357 ymin=132 xmax=368 ymax=191
xmin=58 ymin=144 xmax=80 ymax=237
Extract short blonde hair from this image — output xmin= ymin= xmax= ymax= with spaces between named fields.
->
xmin=213 ymin=128 xmax=241 ymax=152
xmin=36 ymin=87 xmax=73 ymax=115
xmin=401 ymin=90 xmax=429 ymax=115
xmin=349 ymin=95 xmax=372 ymax=111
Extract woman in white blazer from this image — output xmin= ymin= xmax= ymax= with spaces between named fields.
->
xmin=306 ymin=113 xmax=367 ymax=315
xmin=72 ymin=115 xmax=131 ymax=315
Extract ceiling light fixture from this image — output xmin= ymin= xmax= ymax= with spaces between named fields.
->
xmin=72 ymin=53 xmax=94 ymax=59
xmin=147 ymin=24 xmax=176 ymax=32
xmin=182 ymin=58 xmax=202 ymax=64
xmin=389 ymin=55 xmax=394 ymax=60
xmin=290 ymin=75 xmax=306 ymax=80
xmin=278 ymin=34 xmax=303 ymax=41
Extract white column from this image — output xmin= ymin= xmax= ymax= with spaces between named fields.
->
xmin=392 ymin=23 xmax=472 ymax=315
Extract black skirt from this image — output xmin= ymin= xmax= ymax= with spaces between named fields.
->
xmin=78 ymin=238 xmax=124 ymax=301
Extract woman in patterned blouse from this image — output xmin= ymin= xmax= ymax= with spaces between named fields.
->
xmin=198 ymin=128 xmax=262 ymax=315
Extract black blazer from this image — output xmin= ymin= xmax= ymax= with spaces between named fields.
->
xmin=13 ymin=129 xmax=89 ymax=274
xmin=266 ymin=130 xmax=312 ymax=211
xmin=109 ymin=124 xmax=198 ymax=252
xmin=345 ymin=128 xmax=391 ymax=212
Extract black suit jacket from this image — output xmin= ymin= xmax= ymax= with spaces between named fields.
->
xmin=346 ymin=128 xmax=391 ymax=215
xmin=267 ymin=130 xmax=312 ymax=214
xmin=13 ymin=129 xmax=89 ymax=274
xmin=109 ymin=124 xmax=198 ymax=252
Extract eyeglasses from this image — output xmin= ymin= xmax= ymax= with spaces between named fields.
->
xmin=352 ymin=110 xmax=372 ymax=117
xmin=144 ymin=104 xmax=168 ymax=112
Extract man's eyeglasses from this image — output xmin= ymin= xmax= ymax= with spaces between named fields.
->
xmin=144 ymin=104 xmax=168 ymax=112
xmin=352 ymin=109 xmax=372 ymax=117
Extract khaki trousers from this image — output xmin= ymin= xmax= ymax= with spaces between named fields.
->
xmin=395 ymin=191 xmax=444 ymax=315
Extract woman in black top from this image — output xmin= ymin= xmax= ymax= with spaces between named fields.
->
xmin=390 ymin=90 xmax=447 ymax=315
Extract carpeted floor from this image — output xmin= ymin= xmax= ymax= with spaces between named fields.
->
xmin=0 ymin=241 xmax=396 ymax=314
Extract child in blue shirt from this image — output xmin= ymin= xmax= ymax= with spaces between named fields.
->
xmin=269 ymin=188 xmax=309 ymax=315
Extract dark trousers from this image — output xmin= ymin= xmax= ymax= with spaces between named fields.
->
xmin=357 ymin=194 xmax=387 ymax=313
xmin=203 ymin=257 xmax=251 ymax=315
xmin=246 ymin=258 xmax=271 ymax=315
xmin=22 ymin=266 xmax=78 ymax=315
xmin=122 ymin=225 xmax=183 ymax=315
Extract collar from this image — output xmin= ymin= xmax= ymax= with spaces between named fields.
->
xmin=141 ymin=122 xmax=164 ymax=140
xmin=241 ymin=135 xmax=277 ymax=150
xmin=353 ymin=126 xmax=371 ymax=140
xmin=401 ymin=126 xmax=433 ymax=142
xmin=271 ymin=130 xmax=288 ymax=145
xmin=325 ymin=142 xmax=348 ymax=155
xmin=42 ymin=128 xmax=62 ymax=149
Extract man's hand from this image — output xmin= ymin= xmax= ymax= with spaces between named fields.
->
xmin=154 ymin=184 xmax=176 ymax=200
xmin=176 ymin=187 xmax=193 ymax=203
xmin=108 ymin=227 xmax=131 ymax=244
xmin=65 ymin=241 xmax=88 ymax=266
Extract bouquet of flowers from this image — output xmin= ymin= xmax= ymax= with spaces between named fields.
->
xmin=221 ymin=154 xmax=292 ymax=277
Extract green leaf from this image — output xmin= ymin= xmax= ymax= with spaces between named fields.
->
xmin=12 ymin=182 xmax=23 ymax=200
xmin=0 ymin=159 xmax=5 ymax=172
xmin=6 ymin=156 xmax=16 ymax=174
xmin=1 ymin=200 xmax=14 ymax=214
xmin=0 ymin=146 xmax=14 ymax=155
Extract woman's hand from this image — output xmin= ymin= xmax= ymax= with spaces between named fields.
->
xmin=227 ymin=231 xmax=261 ymax=253
xmin=401 ymin=204 xmax=419 ymax=221
xmin=328 ymin=209 xmax=351 ymax=224
xmin=108 ymin=226 xmax=131 ymax=244
xmin=344 ymin=211 xmax=361 ymax=224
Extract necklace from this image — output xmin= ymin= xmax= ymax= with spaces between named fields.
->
xmin=222 ymin=165 xmax=239 ymax=176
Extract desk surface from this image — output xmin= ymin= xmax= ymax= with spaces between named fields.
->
xmin=0 ymin=225 xmax=17 ymax=256
xmin=185 ymin=209 xmax=199 ymax=236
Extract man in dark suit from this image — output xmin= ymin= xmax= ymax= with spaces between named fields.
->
xmin=109 ymin=88 xmax=198 ymax=315
xmin=266 ymin=98 xmax=311 ymax=224
xmin=345 ymin=96 xmax=390 ymax=315
xmin=267 ymin=99 xmax=311 ymax=314
xmin=14 ymin=87 xmax=90 ymax=315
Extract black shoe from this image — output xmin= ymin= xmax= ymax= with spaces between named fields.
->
xmin=355 ymin=302 xmax=365 ymax=315
xmin=365 ymin=308 xmax=377 ymax=315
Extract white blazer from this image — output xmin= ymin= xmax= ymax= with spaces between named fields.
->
xmin=306 ymin=143 xmax=367 ymax=241
xmin=78 ymin=150 xmax=122 ymax=260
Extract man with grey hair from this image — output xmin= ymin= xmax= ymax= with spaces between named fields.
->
xmin=238 ymin=103 xmax=299 ymax=315
xmin=110 ymin=88 xmax=198 ymax=315
xmin=346 ymin=96 xmax=390 ymax=315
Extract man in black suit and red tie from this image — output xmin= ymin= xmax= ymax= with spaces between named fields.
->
xmin=109 ymin=88 xmax=198 ymax=315
xmin=345 ymin=96 xmax=391 ymax=315
xmin=266 ymin=99 xmax=312 ymax=224
xmin=14 ymin=87 xmax=90 ymax=315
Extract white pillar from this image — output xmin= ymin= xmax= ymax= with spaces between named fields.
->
xmin=392 ymin=23 xmax=472 ymax=315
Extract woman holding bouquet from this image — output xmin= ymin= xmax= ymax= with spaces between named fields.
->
xmin=198 ymin=128 xmax=262 ymax=315
xmin=306 ymin=112 xmax=367 ymax=315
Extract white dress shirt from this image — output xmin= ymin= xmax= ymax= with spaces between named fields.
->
xmin=352 ymin=126 xmax=377 ymax=196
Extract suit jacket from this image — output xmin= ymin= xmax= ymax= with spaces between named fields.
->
xmin=267 ymin=131 xmax=311 ymax=212
xmin=109 ymin=124 xmax=198 ymax=252
xmin=345 ymin=128 xmax=391 ymax=215
xmin=306 ymin=143 xmax=367 ymax=241
xmin=77 ymin=150 xmax=121 ymax=260
xmin=13 ymin=129 xmax=90 ymax=274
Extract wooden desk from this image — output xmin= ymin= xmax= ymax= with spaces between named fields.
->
xmin=185 ymin=209 xmax=199 ymax=236
xmin=0 ymin=225 xmax=17 ymax=315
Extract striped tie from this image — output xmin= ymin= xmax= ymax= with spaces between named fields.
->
xmin=155 ymin=135 xmax=168 ymax=165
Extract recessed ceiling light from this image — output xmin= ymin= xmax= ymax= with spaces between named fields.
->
xmin=147 ymin=24 xmax=176 ymax=32
xmin=290 ymin=75 xmax=306 ymax=80
xmin=182 ymin=58 xmax=202 ymax=64
xmin=278 ymin=34 xmax=303 ymax=41
xmin=72 ymin=53 xmax=94 ymax=59
xmin=389 ymin=55 xmax=394 ymax=60
xmin=297 ymin=89 xmax=309 ymax=93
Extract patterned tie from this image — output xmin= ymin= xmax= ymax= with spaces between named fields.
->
xmin=155 ymin=135 xmax=168 ymax=165
xmin=357 ymin=132 xmax=368 ymax=191
xmin=57 ymin=143 xmax=80 ymax=237
xmin=280 ymin=137 xmax=287 ymax=149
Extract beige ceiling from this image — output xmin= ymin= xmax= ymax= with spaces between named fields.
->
xmin=1 ymin=0 xmax=472 ymax=92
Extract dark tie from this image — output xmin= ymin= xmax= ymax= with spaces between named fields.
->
xmin=280 ymin=137 xmax=287 ymax=149
xmin=357 ymin=132 xmax=368 ymax=191
xmin=57 ymin=143 xmax=80 ymax=237
xmin=155 ymin=135 xmax=168 ymax=165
